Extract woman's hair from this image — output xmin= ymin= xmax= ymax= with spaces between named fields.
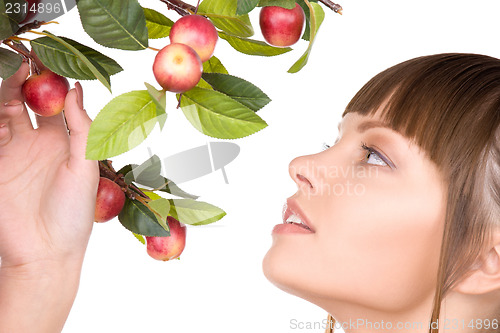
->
xmin=328 ymin=53 xmax=500 ymax=333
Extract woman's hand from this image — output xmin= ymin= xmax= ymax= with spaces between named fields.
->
xmin=0 ymin=62 xmax=99 ymax=332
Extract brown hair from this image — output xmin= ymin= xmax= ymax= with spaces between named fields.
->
xmin=326 ymin=53 xmax=500 ymax=332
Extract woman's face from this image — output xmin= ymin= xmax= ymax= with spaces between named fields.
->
xmin=262 ymin=110 xmax=448 ymax=318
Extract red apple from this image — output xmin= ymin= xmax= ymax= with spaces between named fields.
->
xmin=94 ymin=177 xmax=126 ymax=223
xmin=146 ymin=216 xmax=186 ymax=261
xmin=259 ymin=3 xmax=306 ymax=47
xmin=22 ymin=69 xmax=70 ymax=117
xmin=152 ymin=43 xmax=203 ymax=93
xmin=169 ymin=15 xmax=218 ymax=63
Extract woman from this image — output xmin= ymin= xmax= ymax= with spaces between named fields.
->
xmin=263 ymin=53 xmax=500 ymax=332
xmin=0 ymin=53 xmax=499 ymax=332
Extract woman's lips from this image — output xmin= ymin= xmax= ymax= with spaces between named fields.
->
xmin=272 ymin=223 xmax=313 ymax=234
xmin=272 ymin=198 xmax=315 ymax=234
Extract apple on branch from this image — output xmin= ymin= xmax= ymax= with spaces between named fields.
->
xmin=146 ymin=216 xmax=187 ymax=261
xmin=169 ymin=15 xmax=218 ymax=63
xmin=153 ymin=43 xmax=203 ymax=93
xmin=259 ymin=3 xmax=306 ymax=47
xmin=94 ymin=177 xmax=126 ymax=223
xmin=22 ymin=69 xmax=70 ymax=117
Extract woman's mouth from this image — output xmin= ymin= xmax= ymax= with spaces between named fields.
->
xmin=272 ymin=199 xmax=315 ymax=234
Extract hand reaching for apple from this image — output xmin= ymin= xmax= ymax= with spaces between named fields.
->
xmin=0 ymin=62 xmax=99 ymax=332
xmin=0 ymin=61 xmax=98 ymax=268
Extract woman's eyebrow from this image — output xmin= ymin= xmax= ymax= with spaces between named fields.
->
xmin=357 ymin=120 xmax=392 ymax=133
xmin=337 ymin=119 xmax=392 ymax=134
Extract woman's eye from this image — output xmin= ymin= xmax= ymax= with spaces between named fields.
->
xmin=361 ymin=143 xmax=389 ymax=167
xmin=365 ymin=150 xmax=387 ymax=166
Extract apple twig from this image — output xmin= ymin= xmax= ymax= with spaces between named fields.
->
xmin=3 ymin=40 xmax=30 ymax=59
xmin=317 ymin=0 xmax=343 ymax=14
xmin=14 ymin=20 xmax=45 ymax=36
xmin=99 ymin=160 xmax=150 ymax=200
xmin=159 ymin=0 xmax=195 ymax=16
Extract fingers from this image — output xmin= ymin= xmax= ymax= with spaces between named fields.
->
xmin=64 ymin=82 xmax=98 ymax=176
xmin=0 ymin=101 xmax=27 ymax=147
xmin=0 ymin=62 xmax=34 ymax=133
xmin=0 ymin=122 xmax=10 ymax=147
xmin=35 ymin=110 xmax=67 ymax=132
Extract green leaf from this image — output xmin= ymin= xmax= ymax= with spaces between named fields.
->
xmin=0 ymin=0 xmax=19 ymax=39
xmin=117 ymin=164 xmax=134 ymax=178
xmin=0 ymin=47 xmax=22 ymax=80
xmin=168 ymin=199 xmax=226 ymax=226
xmin=132 ymin=232 xmax=146 ymax=244
xmin=142 ymin=190 xmax=161 ymax=201
xmin=202 ymin=73 xmax=271 ymax=111
xmin=86 ymin=90 xmax=159 ymax=160
xmin=219 ymin=31 xmax=291 ymax=56
xmin=297 ymin=0 xmax=318 ymax=41
xmin=144 ymin=82 xmax=167 ymax=130
xmin=124 ymin=157 xmax=199 ymax=199
xmin=156 ymin=179 xmax=199 ymax=199
xmin=236 ymin=0 xmax=259 ymax=15
xmin=77 ymin=0 xmax=148 ymax=50
xmin=180 ymin=87 xmax=268 ymax=139
xmin=37 ymin=31 xmax=112 ymax=91
xmin=149 ymin=198 xmax=171 ymax=229
xmin=143 ymin=7 xmax=173 ymax=39
xmin=118 ymin=198 xmax=170 ymax=237
xmin=197 ymin=56 xmax=228 ymax=90
xmin=31 ymin=36 xmax=123 ymax=81
xmin=148 ymin=197 xmax=170 ymax=233
xmin=288 ymin=1 xmax=324 ymax=73
xmin=198 ymin=0 xmax=254 ymax=38
xmin=203 ymin=56 xmax=228 ymax=74
xmin=257 ymin=0 xmax=296 ymax=9
xmin=124 ymin=155 xmax=162 ymax=186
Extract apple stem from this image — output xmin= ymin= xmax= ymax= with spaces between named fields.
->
xmin=158 ymin=0 xmax=195 ymax=16
xmin=99 ymin=160 xmax=150 ymax=200
xmin=2 ymin=40 xmax=41 ymax=75
xmin=318 ymin=0 xmax=343 ymax=14
xmin=40 ymin=21 xmax=60 ymax=25
xmin=148 ymin=46 xmax=161 ymax=52
xmin=8 ymin=36 xmax=32 ymax=42
xmin=176 ymin=93 xmax=183 ymax=109
xmin=195 ymin=0 xmax=200 ymax=14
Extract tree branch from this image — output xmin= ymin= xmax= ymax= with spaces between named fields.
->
xmin=317 ymin=0 xmax=343 ymax=14
xmin=15 ymin=20 xmax=45 ymax=36
xmin=99 ymin=160 xmax=150 ymax=200
xmin=158 ymin=0 xmax=196 ymax=16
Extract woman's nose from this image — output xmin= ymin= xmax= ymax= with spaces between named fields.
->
xmin=288 ymin=155 xmax=316 ymax=192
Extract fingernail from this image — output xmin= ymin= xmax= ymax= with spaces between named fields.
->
xmin=0 ymin=123 xmax=6 ymax=128
xmin=3 ymin=100 xmax=23 ymax=107
xmin=75 ymin=82 xmax=84 ymax=109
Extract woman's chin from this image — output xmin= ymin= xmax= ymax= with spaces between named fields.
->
xmin=262 ymin=245 xmax=317 ymax=301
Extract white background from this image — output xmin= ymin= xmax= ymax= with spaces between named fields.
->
xmin=30 ymin=1 xmax=500 ymax=332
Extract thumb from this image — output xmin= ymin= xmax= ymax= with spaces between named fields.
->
xmin=64 ymin=82 xmax=98 ymax=176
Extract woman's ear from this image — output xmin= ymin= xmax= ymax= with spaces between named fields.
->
xmin=453 ymin=230 xmax=500 ymax=295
